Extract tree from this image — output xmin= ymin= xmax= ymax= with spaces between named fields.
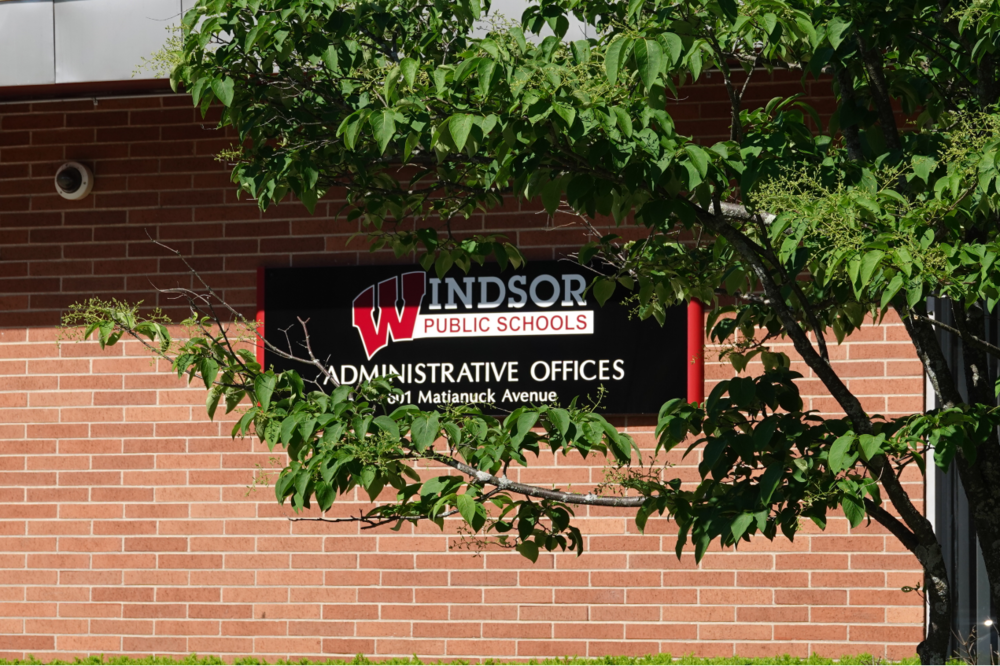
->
xmin=69 ymin=0 xmax=1000 ymax=661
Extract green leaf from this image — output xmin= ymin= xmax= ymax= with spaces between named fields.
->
xmin=206 ymin=387 xmax=221 ymax=421
xmin=297 ymin=418 xmax=317 ymax=445
xmin=477 ymin=58 xmax=496 ymax=97
xmin=280 ymin=415 xmax=301 ymax=446
xmin=906 ymin=282 xmax=924 ymax=308
xmin=449 ymin=114 xmax=474 ymax=151
xmin=400 ymin=57 xmax=418 ymax=87
xmin=688 ymin=47 xmax=703 ymax=81
xmin=316 ymin=482 xmax=336 ymax=511
xmin=662 ymin=33 xmax=683 ymax=65
xmin=370 ymin=109 xmax=396 ymax=156
xmin=516 ymin=539 xmax=539 ymax=562
xmin=232 ymin=408 xmax=257 ymax=439
xmin=880 ymin=273 xmax=905 ymax=309
xmin=169 ymin=64 xmax=184 ymax=94
xmin=211 ymin=77 xmax=235 ymax=106
xmin=729 ymin=376 xmax=755 ymax=408
xmin=860 ymin=250 xmax=885 ymax=286
xmin=893 ymin=247 xmax=914 ymax=277
xmin=571 ymin=40 xmax=590 ymax=65
xmin=828 ymin=434 xmax=854 ymax=473
xmin=410 ymin=412 xmax=441 ymax=452
xmin=254 ymin=374 xmax=276 ymax=411
xmin=404 ymin=132 xmax=420 ymax=161
xmin=331 ymin=384 xmax=352 ymax=404
xmin=201 ymin=359 xmax=218 ymax=390
xmin=322 ymin=45 xmax=339 ymax=73
xmin=374 ymin=415 xmax=400 ymax=440
xmin=612 ymin=106 xmax=633 ymax=137
xmin=841 ymin=494 xmax=865 ymax=528
xmin=511 ymin=410 xmax=540 ymax=446
xmin=285 ymin=371 xmax=304 ymax=398
xmin=224 ymin=388 xmax=244 ymax=414
xmin=731 ymin=512 xmax=754 ymax=541
xmin=456 ymin=492 xmax=476 ymax=525
xmin=684 ymin=144 xmax=710 ymax=179
xmin=443 ymin=422 xmax=462 ymax=446
xmin=593 ymin=278 xmax=616 ymax=306
xmin=752 ymin=416 xmax=778 ymax=450
xmin=763 ymin=13 xmax=778 ymax=37
xmin=634 ymin=39 xmax=662 ymax=92
xmin=827 ymin=16 xmax=852 ymax=49
xmin=912 ymin=155 xmax=937 ymax=183
xmin=795 ymin=17 xmax=818 ymax=48
xmin=275 ymin=471 xmax=294 ymax=503
xmin=758 ymin=464 xmax=783 ymax=503
xmin=717 ymin=0 xmax=737 ymax=20
xmin=605 ymin=37 xmax=630 ymax=85
xmin=553 ymin=103 xmax=577 ymax=128
xmin=847 ymin=256 xmax=862 ymax=288
xmin=509 ymin=26 xmax=527 ymax=53
xmin=435 ymin=251 xmax=453 ymax=279
xmin=360 ymin=466 xmax=376 ymax=490
xmin=541 ymin=177 xmax=564 ymax=215
xmin=337 ymin=108 xmax=371 ymax=150
xmin=549 ymin=408 xmax=570 ymax=437
xmin=858 ymin=433 xmax=885 ymax=461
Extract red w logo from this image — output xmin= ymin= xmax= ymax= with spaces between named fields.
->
xmin=352 ymin=271 xmax=426 ymax=360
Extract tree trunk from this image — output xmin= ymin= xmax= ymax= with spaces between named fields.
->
xmin=917 ymin=539 xmax=953 ymax=664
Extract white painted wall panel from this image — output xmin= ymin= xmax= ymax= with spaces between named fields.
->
xmin=0 ymin=0 xmax=588 ymax=89
xmin=0 ymin=0 xmax=56 ymax=87
xmin=53 ymin=0 xmax=182 ymax=83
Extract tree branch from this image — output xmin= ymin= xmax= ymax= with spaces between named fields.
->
xmin=431 ymin=454 xmax=648 ymax=507
xmin=896 ymin=305 xmax=963 ymax=407
xmin=856 ymin=34 xmax=902 ymax=152
xmin=296 ymin=316 xmax=340 ymax=387
xmin=834 ymin=64 xmax=864 ymax=161
xmin=913 ymin=312 xmax=1000 ymax=361
xmin=696 ymin=209 xmax=872 ymax=433
xmin=863 ymin=497 xmax=918 ymax=551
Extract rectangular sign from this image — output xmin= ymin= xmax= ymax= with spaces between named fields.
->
xmin=262 ymin=262 xmax=689 ymax=414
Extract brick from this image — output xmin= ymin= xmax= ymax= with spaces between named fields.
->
xmin=516 ymin=640 xmax=588 ymax=657
xmin=519 ymin=605 xmax=587 ymax=622
xmin=774 ymin=623 xmax=847 ymax=641
xmin=158 ymin=554 xmax=222 ymax=569
xmin=737 ymin=606 xmax=808 ymax=623
xmin=220 ymin=620 xmax=288 ymax=636
xmin=124 ymin=537 xmax=188 ymax=552
xmin=0 ymin=636 xmax=55 ymax=650
xmin=188 ymin=604 xmax=252 ymax=619
xmin=92 ymin=587 xmax=154 ymax=603
xmin=122 ymin=636 xmax=187 ymax=652
xmin=776 ymin=589 xmax=849 ymax=606
xmin=0 ymin=602 xmax=56 ymax=618
xmin=322 ymin=638 xmax=377 ymax=655
xmin=57 ymin=635 xmax=122 ymax=651
xmin=188 ymin=636 xmax=254 ymax=653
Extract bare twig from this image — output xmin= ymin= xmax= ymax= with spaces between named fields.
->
xmin=912 ymin=312 xmax=1000 ymax=360
xmin=297 ymin=316 xmax=340 ymax=387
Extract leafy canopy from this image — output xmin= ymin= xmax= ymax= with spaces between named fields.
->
xmin=77 ymin=0 xmax=1000 ymax=657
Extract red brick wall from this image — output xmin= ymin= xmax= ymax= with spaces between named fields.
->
xmin=0 ymin=83 xmax=924 ymax=662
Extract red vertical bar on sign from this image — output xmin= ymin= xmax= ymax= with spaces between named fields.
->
xmin=256 ymin=267 xmax=265 ymax=367
xmin=687 ymin=299 xmax=704 ymax=405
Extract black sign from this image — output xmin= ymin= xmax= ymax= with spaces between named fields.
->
xmin=263 ymin=262 xmax=687 ymax=414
